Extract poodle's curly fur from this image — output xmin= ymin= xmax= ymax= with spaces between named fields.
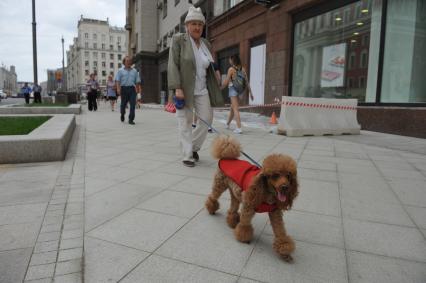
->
xmin=206 ymin=135 xmax=299 ymax=262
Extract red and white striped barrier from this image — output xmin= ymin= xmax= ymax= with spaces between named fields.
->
xmin=278 ymin=96 xmax=360 ymax=136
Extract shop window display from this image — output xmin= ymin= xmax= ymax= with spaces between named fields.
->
xmin=292 ymin=0 xmax=382 ymax=102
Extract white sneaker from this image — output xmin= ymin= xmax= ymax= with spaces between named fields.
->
xmin=233 ymin=128 xmax=242 ymax=134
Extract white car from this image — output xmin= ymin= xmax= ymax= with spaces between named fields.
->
xmin=0 ymin=90 xmax=6 ymax=99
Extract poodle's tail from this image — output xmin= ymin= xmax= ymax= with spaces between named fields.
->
xmin=211 ymin=135 xmax=241 ymax=160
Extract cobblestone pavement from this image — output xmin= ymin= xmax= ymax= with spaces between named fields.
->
xmin=0 ymin=101 xmax=425 ymax=283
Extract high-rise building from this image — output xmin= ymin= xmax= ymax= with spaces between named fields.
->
xmin=0 ymin=65 xmax=17 ymax=96
xmin=66 ymin=16 xmax=126 ymax=93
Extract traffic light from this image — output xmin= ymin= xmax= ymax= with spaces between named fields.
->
xmin=254 ymin=0 xmax=279 ymax=8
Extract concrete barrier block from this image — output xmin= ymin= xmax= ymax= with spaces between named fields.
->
xmin=278 ymin=96 xmax=360 ymax=137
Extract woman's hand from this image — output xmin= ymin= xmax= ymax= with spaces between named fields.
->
xmin=175 ymin=89 xmax=184 ymax=99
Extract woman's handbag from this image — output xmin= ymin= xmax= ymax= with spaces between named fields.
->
xmin=164 ymin=102 xmax=176 ymax=113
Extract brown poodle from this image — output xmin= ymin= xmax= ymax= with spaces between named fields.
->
xmin=205 ymin=135 xmax=299 ymax=262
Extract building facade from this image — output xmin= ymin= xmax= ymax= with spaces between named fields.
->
xmin=0 ymin=65 xmax=17 ymax=96
xmin=66 ymin=16 xmax=127 ymax=93
xmin=208 ymin=0 xmax=426 ymax=137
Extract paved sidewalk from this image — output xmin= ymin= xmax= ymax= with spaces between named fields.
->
xmin=1 ymin=101 xmax=425 ymax=282
xmin=83 ymin=103 xmax=426 ymax=283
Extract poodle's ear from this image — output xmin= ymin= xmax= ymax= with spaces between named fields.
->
xmin=243 ymin=173 xmax=266 ymax=208
xmin=283 ymin=173 xmax=299 ymax=210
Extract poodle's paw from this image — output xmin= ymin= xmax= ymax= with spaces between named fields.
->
xmin=234 ymin=224 xmax=253 ymax=243
xmin=205 ymin=197 xmax=220 ymax=214
xmin=226 ymin=212 xmax=240 ymax=228
xmin=281 ymin=254 xmax=294 ymax=263
xmin=273 ymin=236 xmax=295 ymax=261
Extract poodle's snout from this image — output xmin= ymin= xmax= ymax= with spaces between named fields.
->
xmin=280 ymin=185 xmax=289 ymax=191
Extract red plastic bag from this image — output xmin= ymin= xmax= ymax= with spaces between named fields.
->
xmin=164 ymin=102 xmax=176 ymax=113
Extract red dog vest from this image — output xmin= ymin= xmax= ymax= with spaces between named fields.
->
xmin=218 ymin=159 xmax=277 ymax=213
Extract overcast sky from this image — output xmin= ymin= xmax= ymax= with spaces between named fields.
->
xmin=0 ymin=0 xmax=125 ymax=83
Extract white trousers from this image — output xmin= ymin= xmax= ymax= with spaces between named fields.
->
xmin=176 ymin=94 xmax=213 ymax=161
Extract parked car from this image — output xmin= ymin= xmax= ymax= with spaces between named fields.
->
xmin=0 ymin=90 xmax=7 ymax=99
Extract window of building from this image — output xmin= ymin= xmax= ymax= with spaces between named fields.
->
xmin=85 ymin=70 xmax=89 ymax=76
xmin=102 ymin=62 xmax=106 ymax=67
xmin=348 ymin=77 xmax=354 ymax=88
xmin=85 ymin=51 xmax=89 ymax=58
xmin=360 ymin=50 xmax=368 ymax=68
xmin=117 ymin=36 xmax=121 ymax=43
xmin=101 ymin=34 xmax=106 ymax=41
xmin=349 ymin=52 xmax=356 ymax=70
xmin=110 ymin=45 xmax=113 ymax=50
xmin=102 ymin=79 xmax=106 ymax=85
xmin=84 ymin=33 xmax=88 ymax=39
xmin=93 ymin=43 xmax=97 ymax=49
xmin=93 ymin=61 xmax=97 ymax=67
xmin=381 ymin=0 xmax=426 ymax=103
xmin=163 ymin=0 xmax=168 ymax=19
xmin=362 ymin=34 xmax=369 ymax=46
xmin=93 ymin=52 xmax=97 ymax=57
xmin=118 ymin=54 xmax=122 ymax=60
xmin=110 ymin=54 xmax=114 ymax=60
xmin=101 ymin=43 xmax=105 ymax=50
xmin=93 ymin=34 xmax=97 ymax=40
xmin=110 ymin=62 xmax=114 ymax=68
xmin=110 ymin=36 xmax=113 ymax=42
xmin=118 ymin=45 xmax=121 ymax=51
xmin=101 ymin=53 xmax=106 ymax=59
xmin=85 ymin=61 xmax=89 ymax=67
xmin=102 ymin=70 xmax=106 ymax=77
xmin=359 ymin=77 xmax=366 ymax=88
xmin=85 ymin=42 xmax=89 ymax=48
xmin=118 ymin=63 xmax=122 ymax=68
xmin=291 ymin=0 xmax=381 ymax=103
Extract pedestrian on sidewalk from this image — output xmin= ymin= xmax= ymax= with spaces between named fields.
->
xmin=21 ymin=83 xmax=32 ymax=104
xmin=115 ymin=56 xmax=142 ymax=125
xmin=168 ymin=5 xmax=224 ymax=167
xmin=87 ymin=73 xmax=99 ymax=111
xmin=32 ymin=83 xmax=42 ymax=103
xmin=221 ymin=54 xmax=254 ymax=134
xmin=106 ymin=75 xmax=117 ymax=111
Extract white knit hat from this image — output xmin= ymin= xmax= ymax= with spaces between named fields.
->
xmin=184 ymin=6 xmax=205 ymax=24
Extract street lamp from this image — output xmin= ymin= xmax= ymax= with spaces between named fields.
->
xmin=32 ymin=0 xmax=38 ymax=84
xmin=62 ymin=36 xmax=65 ymax=90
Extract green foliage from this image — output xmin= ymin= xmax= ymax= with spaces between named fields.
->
xmin=0 ymin=116 xmax=52 ymax=135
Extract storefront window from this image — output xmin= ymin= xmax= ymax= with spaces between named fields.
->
xmin=292 ymin=0 xmax=382 ymax=102
xmin=381 ymin=0 xmax=426 ymax=103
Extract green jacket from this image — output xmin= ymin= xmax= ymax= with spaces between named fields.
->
xmin=168 ymin=33 xmax=224 ymax=109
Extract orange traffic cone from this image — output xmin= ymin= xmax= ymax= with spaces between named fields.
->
xmin=269 ymin=111 xmax=278 ymax=124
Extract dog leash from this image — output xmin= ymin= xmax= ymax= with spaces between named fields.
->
xmin=197 ymin=116 xmax=262 ymax=168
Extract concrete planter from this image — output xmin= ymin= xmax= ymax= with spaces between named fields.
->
xmin=0 ymin=104 xmax=81 ymax=114
xmin=0 ymin=114 xmax=76 ymax=164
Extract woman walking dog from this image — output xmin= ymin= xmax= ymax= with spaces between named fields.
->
xmin=168 ymin=6 xmax=223 ymax=167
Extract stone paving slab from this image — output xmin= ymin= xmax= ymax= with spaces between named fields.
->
xmin=242 ymin=235 xmax=348 ymax=283
xmin=120 ymin=254 xmax=238 ymax=283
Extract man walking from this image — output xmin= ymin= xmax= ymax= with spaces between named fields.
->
xmin=32 ymin=83 xmax=42 ymax=103
xmin=115 ymin=56 xmax=142 ymax=125
xmin=21 ymin=83 xmax=32 ymax=104
xmin=87 ymin=73 xmax=99 ymax=111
